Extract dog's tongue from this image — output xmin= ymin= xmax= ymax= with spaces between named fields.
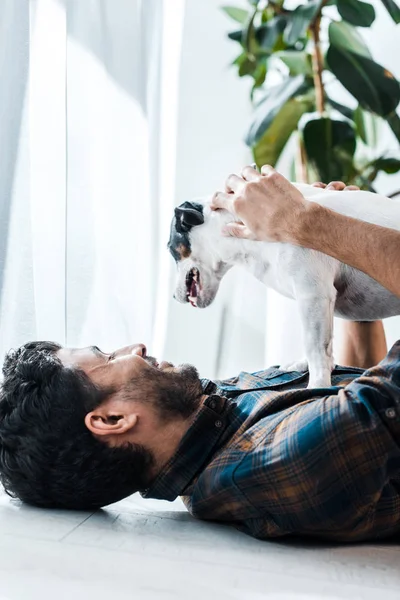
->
xmin=186 ymin=268 xmax=199 ymax=307
xmin=190 ymin=285 xmax=197 ymax=307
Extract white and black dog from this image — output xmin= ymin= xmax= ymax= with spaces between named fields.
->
xmin=168 ymin=183 xmax=400 ymax=387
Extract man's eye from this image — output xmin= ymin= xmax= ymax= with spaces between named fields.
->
xmin=91 ymin=345 xmax=104 ymax=356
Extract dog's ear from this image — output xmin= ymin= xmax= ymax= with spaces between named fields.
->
xmin=174 ymin=202 xmax=204 ymax=233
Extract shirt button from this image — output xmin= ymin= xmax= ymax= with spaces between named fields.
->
xmin=215 ymin=420 xmax=223 ymax=428
xmin=385 ymin=408 xmax=396 ymax=419
xmin=208 ymin=399 xmax=216 ymax=410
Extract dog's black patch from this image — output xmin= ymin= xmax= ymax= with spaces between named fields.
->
xmin=168 ymin=202 xmax=204 ymax=262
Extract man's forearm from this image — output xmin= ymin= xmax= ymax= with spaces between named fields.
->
xmin=295 ymin=204 xmax=400 ymax=298
xmin=339 ymin=321 xmax=387 ymax=369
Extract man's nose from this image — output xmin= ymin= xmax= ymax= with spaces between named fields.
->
xmin=130 ymin=344 xmax=147 ymax=357
xmin=115 ymin=344 xmax=147 ymax=358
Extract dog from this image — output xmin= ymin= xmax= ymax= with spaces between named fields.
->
xmin=168 ymin=183 xmax=400 ymax=387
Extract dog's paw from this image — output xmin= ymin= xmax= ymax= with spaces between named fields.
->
xmin=307 ymin=374 xmax=333 ymax=389
xmin=280 ymin=358 xmax=308 ymax=372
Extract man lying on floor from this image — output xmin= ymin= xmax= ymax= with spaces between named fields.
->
xmin=0 ymin=171 xmax=399 ymax=542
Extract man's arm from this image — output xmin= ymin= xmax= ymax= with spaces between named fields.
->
xmin=296 ymin=203 xmax=400 ymax=298
xmin=339 ymin=321 xmax=387 ymax=369
xmin=211 ymin=165 xmax=400 ymax=298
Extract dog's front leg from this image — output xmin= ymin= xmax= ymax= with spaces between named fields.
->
xmin=296 ymin=288 xmax=337 ymax=388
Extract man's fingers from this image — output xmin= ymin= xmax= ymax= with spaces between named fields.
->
xmin=222 ymin=223 xmax=256 ymax=240
xmin=210 ymin=192 xmax=233 ymax=212
xmin=326 ymin=181 xmax=346 ymax=191
xmin=311 ymin=180 xmax=360 ymax=191
xmin=260 ymin=164 xmax=276 ymax=177
xmin=345 ymin=185 xmax=360 ymax=191
xmin=241 ymin=165 xmax=261 ymax=182
xmin=225 ymin=173 xmax=244 ymax=193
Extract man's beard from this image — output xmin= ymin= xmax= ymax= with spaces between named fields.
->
xmin=122 ymin=358 xmax=204 ymax=421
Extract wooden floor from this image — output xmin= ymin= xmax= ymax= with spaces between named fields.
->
xmin=0 ymin=489 xmax=399 ymax=599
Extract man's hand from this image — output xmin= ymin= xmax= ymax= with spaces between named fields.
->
xmin=212 ymin=164 xmax=400 ymax=297
xmin=211 ymin=165 xmax=358 ymax=242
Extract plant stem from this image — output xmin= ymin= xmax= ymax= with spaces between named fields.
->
xmin=269 ymin=2 xmax=287 ymax=15
xmin=310 ymin=12 xmax=325 ymax=114
xmin=296 ymin=134 xmax=309 ymax=183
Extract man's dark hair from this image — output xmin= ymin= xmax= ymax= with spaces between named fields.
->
xmin=0 ymin=342 xmax=154 ymax=510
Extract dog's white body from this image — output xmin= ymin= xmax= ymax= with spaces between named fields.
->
xmin=172 ymin=185 xmax=400 ymax=387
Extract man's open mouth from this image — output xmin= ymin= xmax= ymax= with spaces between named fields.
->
xmin=186 ymin=268 xmax=201 ymax=308
xmin=145 ymin=356 xmax=174 ymax=371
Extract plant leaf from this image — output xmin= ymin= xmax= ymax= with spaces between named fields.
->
xmin=221 ymin=6 xmax=249 ymax=24
xmin=251 ymin=63 xmax=268 ymax=98
xmin=256 ymin=16 xmax=287 ymax=52
xmin=283 ymin=0 xmax=324 ymax=46
xmin=327 ymin=45 xmax=400 ymax=117
xmin=353 ymin=105 xmax=367 ymax=143
xmin=228 ymin=29 xmax=243 ymax=42
xmin=276 ymin=51 xmax=313 ymax=76
xmin=237 ymin=54 xmax=258 ymax=77
xmin=233 ymin=52 xmax=258 ymax=77
xmin=253 ymin=97 xmax=314 ymax=167
xmin=302 ymin=117 xmax=357 ymax=182
xmin=326 ymin=97 xmax=354 ymax=120
xmin=242 ymin=7 xmax=259 ymax=55
xmin=328 ymin=21 xmax=372 ymax=58
xmin=337 ymin=0 xmax=376 ymax=27
xmin=352 ymin=106 xmax=384 ymax=148
xmin=372 ymin=157 xmax=400 ymax=174
xmin=361 ymin=111 xmax=380 ymax=147
xmin=386 ymin=111 xmax=400 ymax=144
xmin=380 ymin=0 xmax=400 ymax=24
xmin=246 ymin=75 xmax=310 ymax=145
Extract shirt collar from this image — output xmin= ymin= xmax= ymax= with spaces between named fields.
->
xmin=141 ymin=380 xmax=232 ymax=501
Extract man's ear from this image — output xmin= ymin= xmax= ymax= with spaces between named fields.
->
xmin=84 ymin=408 xmax=138 ymax=437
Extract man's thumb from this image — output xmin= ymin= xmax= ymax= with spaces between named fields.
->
xmin=222 ymin=223 xmax=255 ymax=239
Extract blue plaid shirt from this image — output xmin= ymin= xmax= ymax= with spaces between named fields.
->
xmin=143 ymin=342 xmax=400 ymax=541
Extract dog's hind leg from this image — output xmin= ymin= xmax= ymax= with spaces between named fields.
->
xmin=295 ymin=285 xmax=337 ymax=388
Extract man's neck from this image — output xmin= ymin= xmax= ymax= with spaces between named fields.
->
xmin=147 ymin=394 xmax=210 ymax=481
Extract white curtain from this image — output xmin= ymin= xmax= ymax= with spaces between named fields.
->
xmin=0 ymin=0 xmax=184 ymax=359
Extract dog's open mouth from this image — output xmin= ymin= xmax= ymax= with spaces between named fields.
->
xmin=186 ymin=267 xmax=201 ymax=308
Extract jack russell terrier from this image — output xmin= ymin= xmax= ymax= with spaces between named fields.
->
xmin=168 ymin=183 xmax=400 ymax=387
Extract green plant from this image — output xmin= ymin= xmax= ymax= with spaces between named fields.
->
xmin=223 ymin=0 xmax=400 ymax=189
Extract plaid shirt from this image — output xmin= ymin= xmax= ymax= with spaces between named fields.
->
xmin=143 ymin=342 xmax=400 ymax=542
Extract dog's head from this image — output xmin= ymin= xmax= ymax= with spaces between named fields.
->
xmin=168 ymin=199 xmax=232 ymax=308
